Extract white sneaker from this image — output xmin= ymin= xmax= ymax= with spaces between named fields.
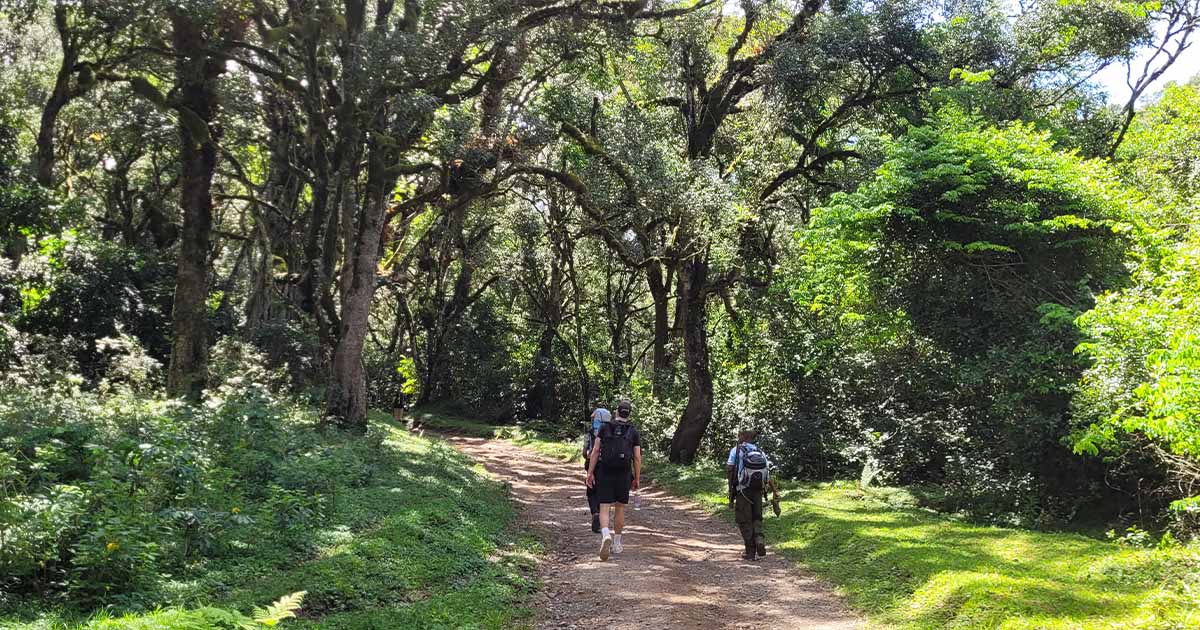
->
xmin=599 ymin=533 xmax=613 ymax=561
xmin=613 ymin=534 xmax=623 ymax=554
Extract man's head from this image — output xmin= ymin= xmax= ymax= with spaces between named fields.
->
xmin=737 ymin=429 xmax=758 ymax=443
xmin=616 ymin=398 xmax=632 ymax=419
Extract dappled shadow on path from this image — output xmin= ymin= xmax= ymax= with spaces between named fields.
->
xmin=451 ymin=437 xmax=861 ymax=630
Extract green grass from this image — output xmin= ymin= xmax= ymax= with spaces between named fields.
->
xmin=4 ymin=412 xmax=538 ymax=630
xmin=647 ymin=462 xmax=1200 ymax=630
xmin=407 ymin=411 xmax=582 ymax=463
xmin=413 ymin=411 xmax=1200 ymax=629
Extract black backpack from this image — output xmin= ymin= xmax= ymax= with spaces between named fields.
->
xmin=598 ymin=422 xmax=635 ymax=470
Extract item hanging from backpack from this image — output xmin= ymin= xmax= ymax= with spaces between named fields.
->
xmin=598 ymin=422 xmax=635 ymax=470
xmin=737 ymin=444 xmax=770 ymax=492
xmin=581 ymin=431 xmax=595 ymax=468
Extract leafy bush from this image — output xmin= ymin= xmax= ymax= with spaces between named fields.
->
xmin=7 ymin=234 xmax=173 ymax=382
xmin=0 ymin=368 xmax=343 ymax=604
xmin=726 ymin=110 xmax=1138 ymax=523
xmin=1074 ymin=234 xmax=1200 ymax=534
xmin=1071 ymin=83 xmax=1200 ymax=536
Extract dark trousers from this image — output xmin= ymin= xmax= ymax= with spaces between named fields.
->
xmin=734 ymin=488 xmax=764 ymax=551
xmin=585 ymin=460 xmax=600 ymax=515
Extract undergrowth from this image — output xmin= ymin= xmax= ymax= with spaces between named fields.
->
xmin=1 ymin=382 xmax=538 ymax=629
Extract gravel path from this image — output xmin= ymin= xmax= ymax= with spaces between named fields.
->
xmin=449 ymin=436 xmax=863 ymax=630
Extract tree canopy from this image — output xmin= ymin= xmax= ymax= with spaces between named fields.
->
xmin=3 ymin=0 xmax=1200 ymax=607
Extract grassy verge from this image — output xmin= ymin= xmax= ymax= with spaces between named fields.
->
xmin=648 ymin=463 xmax=1200 ymax=630
xmin=4 ymin=411 xmax=538 ymax=630
xmin=406 ymin=410 xmax=581 ymax=463
xmin=414 ymin=411 xmax=1200 ymax=630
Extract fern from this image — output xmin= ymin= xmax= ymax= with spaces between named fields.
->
xmin=245 ymin=591 xmax=307 ymax=629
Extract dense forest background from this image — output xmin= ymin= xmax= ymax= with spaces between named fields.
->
xmin=3 ymin=0 xmax=1200 ymax=615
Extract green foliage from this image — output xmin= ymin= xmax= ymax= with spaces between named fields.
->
xmin=0 ymin=111 xmax=65 ymax=253
xmin=1076 ymin=237 xmax=1200 ymax=456
xmin=1071 ymin=82 xmax=1200 ymax=534
xmin=5 ymin=234 xmax=174 ymax=381
xmin=757 ymin=109 xmax=1137 ymax=521
xmin=2 ymin=358 xmax=534 ymax=628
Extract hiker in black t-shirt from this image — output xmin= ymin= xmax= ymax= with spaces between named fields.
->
xmin=585 ymin=399 xmax=641 ymax=561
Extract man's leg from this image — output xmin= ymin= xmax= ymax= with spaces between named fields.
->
xmin=734 ymin=493 xmax=755 ymax=560
xmin=613 ymin=503 xmax=625 ymax=534
xmin=587 ymin=483 xmax=600 ymax=532
xmin=752 ymin=492 xmax=766 ymax=557
xmin=598 ymin=501 xmax=615 ymax=560
xmin=588 ymin=485 xmax=600 ymax=514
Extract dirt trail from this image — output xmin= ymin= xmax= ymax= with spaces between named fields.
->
xmin=449 ymin=436 xmax=862 ymax=630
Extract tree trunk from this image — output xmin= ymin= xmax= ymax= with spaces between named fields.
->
xmin=35 ymin=3 xmax=77 ymax=189
xmin=669 ymin=255 xmax=714 ymax=464
xmin=35 ymin=65 xmax=73 ymax=188
xmin=526 ymin=324 xmax=558 ymax=420
xmin=166 ymin=14 xmax=220 ymax=399
xmin=647 ymin=261 xmax=674 ymax=397
xmin=246 ymin=91 xmax=302 ymax=331
xmin=605 ymin=266 xmax=630 ymax=392
xmin=326 ymin=140 xmax=387 ymax=431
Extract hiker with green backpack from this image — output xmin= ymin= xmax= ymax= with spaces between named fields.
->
xmin=727 ymin=429 xmax=781 ymax=561
xmin=585 ymin=399 xmax=641 ymax=561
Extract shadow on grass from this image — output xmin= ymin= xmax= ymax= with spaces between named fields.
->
xmin=648 ymin=464 xmax=1185 ymax=629
xmin=202 ymin=420 xmax=535 ymax=629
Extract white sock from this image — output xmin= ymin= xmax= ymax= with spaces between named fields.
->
xmin=602 ymin=527 xmax=611 ymax=537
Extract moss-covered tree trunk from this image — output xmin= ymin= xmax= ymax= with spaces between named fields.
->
xmin=166 ymin=13 xmax=220 ymax=399
xmin=647 ymin=262 xmax=675 ymax=397
xmin=670 ymin=254 xmax=713 ymax=464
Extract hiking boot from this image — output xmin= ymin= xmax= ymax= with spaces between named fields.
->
xmin=755 ymin=534 xmax=767 ymax=558
xmin=743 ymin=548 xmax=756 ymax=561
xmin=613 ymin=534 xmax=622 ymax=554
xmin=591 ymin=514 xmax=600 ymax=533
xmin=599 ymin=533 xmax=613 ymax=561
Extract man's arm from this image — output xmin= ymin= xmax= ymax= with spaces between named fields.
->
xmin=726 ymin=464 xmax=737 ymax=506
xmin=586 ymin=441 xmax=600 ymax=487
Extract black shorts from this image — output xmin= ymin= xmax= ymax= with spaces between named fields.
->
xmin=595 ymin=467 xmax=632 ymax=505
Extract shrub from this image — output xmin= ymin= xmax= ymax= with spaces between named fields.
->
xmin=0 ymin=366 xmax=357 ymax=605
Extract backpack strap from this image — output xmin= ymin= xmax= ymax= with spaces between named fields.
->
xmin=735 ymin=443 xmax=746 ymax=492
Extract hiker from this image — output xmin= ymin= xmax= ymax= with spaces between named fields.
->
xmin=585 ymin=398 xmax=641 ymax=560
xmin=583 ymin=402 xmax=612 ymax=532
xmin=727 ymin=429 xmax=781 ymax=561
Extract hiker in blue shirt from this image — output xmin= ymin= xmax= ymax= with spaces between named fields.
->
xmin=726 ymin=429 xmax=781 ymax=561
xmin=583 ymin=402 xmax=611 ymax=532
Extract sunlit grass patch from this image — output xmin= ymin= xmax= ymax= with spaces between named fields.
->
xmin=647 ymin=463 xmax=1199 ymax=630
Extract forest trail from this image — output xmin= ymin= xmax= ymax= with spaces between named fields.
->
xmin=449 ymin=436 xmax=862 ymax=630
